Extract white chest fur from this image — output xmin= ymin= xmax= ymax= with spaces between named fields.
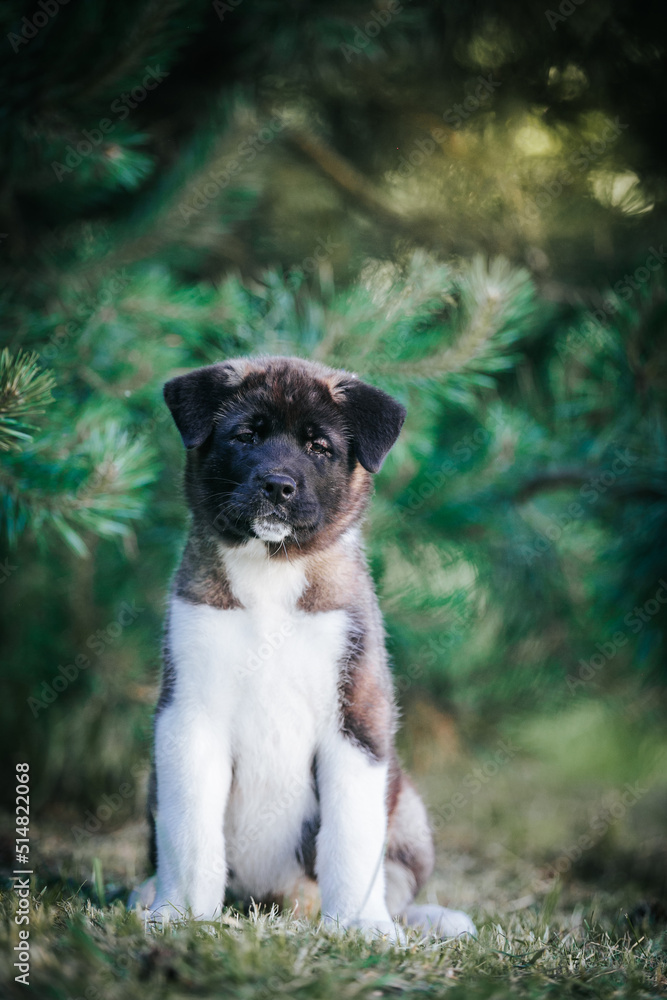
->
xmin=163 ymin=540 xmax=349 ymax=897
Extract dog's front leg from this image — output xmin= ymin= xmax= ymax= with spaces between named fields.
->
xmin=151 ymin=705 xmax=231 ymax=922
xmin=316 ymin=736 xmax=396 ymax=937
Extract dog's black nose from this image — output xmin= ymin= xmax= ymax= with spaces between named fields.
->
xmin=261 ymin=474 xmax=296 ymax=503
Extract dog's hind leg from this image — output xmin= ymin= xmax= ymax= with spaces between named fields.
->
xmin=385 ymin=767 xmax=475 ymax=939
xmin=384 ymin=767 xmax=434 ymax=915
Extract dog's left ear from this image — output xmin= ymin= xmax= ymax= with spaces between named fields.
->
xmin=340 ymin=379 xmax=406 ymax=473
xmin=163 ymin=362 xmax=240 ymax=449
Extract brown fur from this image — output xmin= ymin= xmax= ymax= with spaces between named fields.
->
xmin=173 ymin=527 xmax=242 ymax=610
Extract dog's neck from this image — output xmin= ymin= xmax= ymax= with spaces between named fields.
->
xmin=221 ymin=537 xmax=308 ymax=611
xmin=173 ymin=522 xmax=367 ymax=613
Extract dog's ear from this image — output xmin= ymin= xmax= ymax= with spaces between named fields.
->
xmin=340 ymin=379 xmax=406 ymax=473
xmin=163 ymin=363 xmax=240 ymax=449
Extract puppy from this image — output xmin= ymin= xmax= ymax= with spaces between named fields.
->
xmin=132 ymin=355 xmax=474 ymax=940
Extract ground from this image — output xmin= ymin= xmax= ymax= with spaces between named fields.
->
xmin=1 ymin=699 xmax=666 ymax=998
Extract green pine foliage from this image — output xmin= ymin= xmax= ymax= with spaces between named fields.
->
xmin=0 ymin=348 xmax=55 ymax=451
xmin=1 ymin=6 xmax=667 ymax=996
xmin=1 ymin=0 xmax=665 ymax=810
xmin=2 ymin=245 xmax=666 ymax=805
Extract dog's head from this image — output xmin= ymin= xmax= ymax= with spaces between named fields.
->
xmin=164 ymin=356 xmax=406 ymax=551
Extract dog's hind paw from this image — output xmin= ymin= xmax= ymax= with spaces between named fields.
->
xmin=403 ymin=904 xmax=476 ymax=940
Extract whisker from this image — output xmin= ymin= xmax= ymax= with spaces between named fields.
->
xmin=196 ymin=477 xmax=246 ymax=488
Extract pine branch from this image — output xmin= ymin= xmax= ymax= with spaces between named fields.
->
xmin=373 ymin=257 xmax=531 ymax=377
xmin=313 ymin=251 xmax=456 ymax=369
xmin=68 ymin=107 xmax=263 ymax=280
xmin=0 ymin=421 xmax=158 ymax=555
xmin=0 ymin=349 xmax=56 ymax=452
xmin=76 ymin=0 xmax=186 ymax=103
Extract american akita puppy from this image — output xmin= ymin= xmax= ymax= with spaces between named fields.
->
xmin=132 ymin=355 xmax=474 ymax=940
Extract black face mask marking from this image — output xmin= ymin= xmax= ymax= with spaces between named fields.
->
xmin=163 ymin=357 xmax=406 ymax=551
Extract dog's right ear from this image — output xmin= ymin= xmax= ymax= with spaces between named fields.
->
xmin=163 ymin=363 xmax=240 ymax=449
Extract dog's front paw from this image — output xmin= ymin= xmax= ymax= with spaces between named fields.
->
xmin=147 ymin=897 xmax=188 ymax=926
xmin=348 ymin=917 xmax=407 ymax=944
xmin=128 ymin=876 xmax=186 ymax=926
xmin=149 ymin=898 xmax=224 ymax=925
xmin=403 ymin=904 xmax=476 ymax=940
xmin=127 ymin=875 xmax=157 ymax=911
xmin=322 ymin=913 xmax=406 ymax=943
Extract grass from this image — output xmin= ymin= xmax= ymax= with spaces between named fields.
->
xmin=1 ymin=700 xmax=666 ymax=998
xmin=0 ymin=891 xmax=664 ymax=999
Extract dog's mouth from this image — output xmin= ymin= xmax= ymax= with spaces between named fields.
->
xmin=211 ymin=492 xmax=321 ymax=544
xmin=212 ymin=501 xmax=295 ymax=538
xmin=251 ymin=513 xmax=292 ymax=543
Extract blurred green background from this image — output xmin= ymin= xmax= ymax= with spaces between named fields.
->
xmin=1 ymin=0 xmax=666 ymax=929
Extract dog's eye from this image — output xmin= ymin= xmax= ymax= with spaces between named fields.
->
xmin=234 ymin=431 xmax=258 ymax=445
xmin=307 ymin=439 xmax=331 ymax=457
